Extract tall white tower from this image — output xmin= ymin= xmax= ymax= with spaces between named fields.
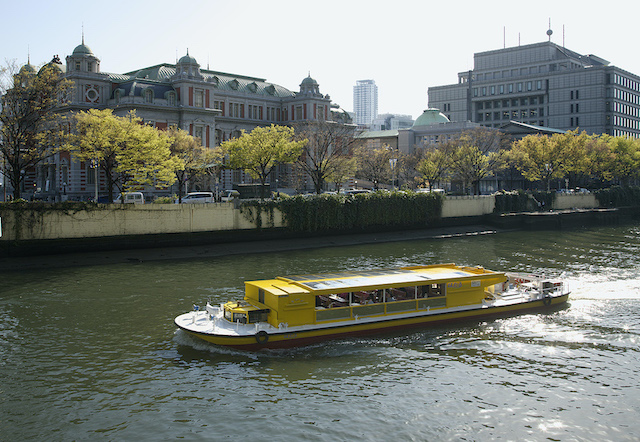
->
xmin=353 ymin=79 xmax=378 ymax=126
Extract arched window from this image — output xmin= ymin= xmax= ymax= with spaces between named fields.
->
xmin=144 ymin=89 xmax=153 ymax=103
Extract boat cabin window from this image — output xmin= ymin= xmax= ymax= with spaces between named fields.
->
xmin=386 ymin=286 xmax=417 ymax=301
xmin=227 ymin=312 xmax=246 ymax=324
xmin=248 ymin=309 xmax=269 ymax=323
xmin=224 ymin=308 xmax=269 ymax=324
xmin=316 ymin=286 xmax=437 ymax=308
xmin=258 ymin=289 xmax=265 ymax=304
xmin=420 ymin=283 xmax=445 ymax=297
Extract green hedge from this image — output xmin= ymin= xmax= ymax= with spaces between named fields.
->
xmin=241 ymin=191 xmax=443 ymax=232
xmin=595 ymin=186 xmax=640 ymax=208
xmin=493 ymin=190 xmax=555 ymax=213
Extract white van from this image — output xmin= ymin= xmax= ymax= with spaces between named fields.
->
xmin=176 ymin=192 xmax=214 ymax=204
xmin=221 ymin=190 xmax=240 ymax=202
xmin=114 ymin=192 xmax=145 ymax=204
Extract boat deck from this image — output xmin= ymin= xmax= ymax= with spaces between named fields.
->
xmin=176 ymin=283 xmax=567 ymax=339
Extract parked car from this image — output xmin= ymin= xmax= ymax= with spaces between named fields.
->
xmin=342 ymin=189 xmax=372 ymax=196
xmin=221 ymin=190 xmax=240 ymax=202
xmin=113 ymin=192 xmax=145 ymax=204
xmin=416 ymin=188 xmax=445 ymax=194
xmin=175 ymin=192 xmax=214 ymax=204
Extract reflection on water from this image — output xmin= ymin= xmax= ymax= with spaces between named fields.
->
xmin=1 ymin=224 xmax=640 ymax=440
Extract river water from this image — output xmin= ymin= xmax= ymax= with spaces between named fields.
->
xmin=1 ymin=224 xmax=639 ymax=441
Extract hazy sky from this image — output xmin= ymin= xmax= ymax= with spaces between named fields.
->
xmin=2 ymin=0 xmax=638 ymax=120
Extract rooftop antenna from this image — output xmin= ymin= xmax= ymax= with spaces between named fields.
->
xmin=563 ymin=24 xmax=565 ymax=47
xmin=518 ymin=32 xmax=521 ymax=46
xmin=82 ymin=23 xmax=85 ymax=45
xmin=503 ymin=26 xmax=506 ymax=48
xmin=547 ymin=18 xmax=553 ymax=42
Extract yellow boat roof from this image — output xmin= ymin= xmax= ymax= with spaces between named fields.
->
xmin=247 ymin=264 xmax=503 ymax=294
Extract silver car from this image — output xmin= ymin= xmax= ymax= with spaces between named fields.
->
xmin=175 ymin=192 xmax=214 ymax=204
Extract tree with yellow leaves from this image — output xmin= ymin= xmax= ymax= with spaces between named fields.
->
xmin=66 ymin=109 xmax=181 ymax=202
xmin=221 ymin=124 xmax=306 ymax=199
xmin=0 ymin=58 xmax=71 ymax=199
xmin=167 ymin=126 xmax=220 ymax=203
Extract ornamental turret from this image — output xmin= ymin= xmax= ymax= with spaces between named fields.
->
xmin=174 ymin=50 xmax=203 ymax=80
xmin=65 ymin=37 xmax=100 ymax=74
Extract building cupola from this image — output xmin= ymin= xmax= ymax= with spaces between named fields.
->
xmin=299 ymin=73 xmax=321 ymax=96
xmin=175 ymin=49 xmax=203 ymax=80
xmin=66 ymin=35 xmax=100 ymax=73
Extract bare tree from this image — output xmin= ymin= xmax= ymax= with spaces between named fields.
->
xmin=293 ymin=120 xmax=357 ymax=194
xmin=354 ymin=144 xmax=393 ymax=188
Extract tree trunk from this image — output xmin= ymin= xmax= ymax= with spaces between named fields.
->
xmin=175 ymin=172 xmax=186 ymax=203
xmin=11 ymin=168 xmax=21 ymax=200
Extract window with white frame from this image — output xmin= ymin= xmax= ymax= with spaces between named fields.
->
xmin=194 ymin=89 xmax=204 ymax=108
xmin=194 ymin=126 xmax=204 ymax=145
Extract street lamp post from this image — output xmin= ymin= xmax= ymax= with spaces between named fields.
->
xmin=389 ymin=158 xmax=397 ymax=190
xmin=91 ymin=158 xmax=99 ymax=202
xmin=1 ymin=154 xmax=5 ymax=202
xmin=545 ymin=163 xmax=551 ymax=192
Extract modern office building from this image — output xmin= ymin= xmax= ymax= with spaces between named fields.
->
xmin=370 ymin=113 xmax=414 ymax=131
xmin=428 ymin=41 xmax=640 ymax=138
xmin=353 ymin=79 xmax=378 ymax=127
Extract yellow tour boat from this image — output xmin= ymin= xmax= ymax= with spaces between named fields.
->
xmin=174 ymin=263 xmax=569 ymax=350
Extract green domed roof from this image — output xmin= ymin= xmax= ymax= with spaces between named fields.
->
xmin=301 ymin=75 xmax=318 ymax=85
xmin=178 ymin=51 xmax=198 ymax=65
xmin=72 ymin=43 xmax=93 ymax=56
xmin=412 ymin=108 xmax=450 ymax=127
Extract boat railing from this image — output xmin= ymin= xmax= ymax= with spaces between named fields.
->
xmin=505 ymin=272 xmax=569 ymax=296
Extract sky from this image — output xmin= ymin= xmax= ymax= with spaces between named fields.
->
xmin=2 ymin=0 xmax=639 ymax=120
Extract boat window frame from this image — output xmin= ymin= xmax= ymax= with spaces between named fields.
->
xmin=247 ymin=309 xmax=270 ymax=324
xmin=313 ymin=282 xmax=449 ymax=321
xmin=314 ymin=283 xmax=448 ymax=310
xmin=232 ymin=312 xmax=247 ymax=324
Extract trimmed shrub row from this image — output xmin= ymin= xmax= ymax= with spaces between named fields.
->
xmin=241 ymin=191 xmax=443 ymax=232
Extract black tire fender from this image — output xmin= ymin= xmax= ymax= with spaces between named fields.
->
xmin=255 ymin=330 xmax=269 ymax=344
xmin=543 ymin=295 xmax=552 ymax=306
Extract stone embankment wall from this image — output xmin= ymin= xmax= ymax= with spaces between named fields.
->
xmin=552 ymin=194 xmax=598 ymax=210
xmin=0 ymin=203 xmax=280 ymax=241
xmin=0 ymin=194 xmax=599 ymax=242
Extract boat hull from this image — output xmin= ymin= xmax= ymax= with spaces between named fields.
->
xmin=176 ymin=293 xmax=569 ymax=351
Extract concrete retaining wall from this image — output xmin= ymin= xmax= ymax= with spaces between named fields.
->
xmin=553 ymin=194 xmax=598 ymax=210
xmin=0 ymin=203 xmax=282 ymax=241
xmin=0 ymin=194 xmax=600 ymax=242
xmin=441 ymin=195 xmax=495 ymax=218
